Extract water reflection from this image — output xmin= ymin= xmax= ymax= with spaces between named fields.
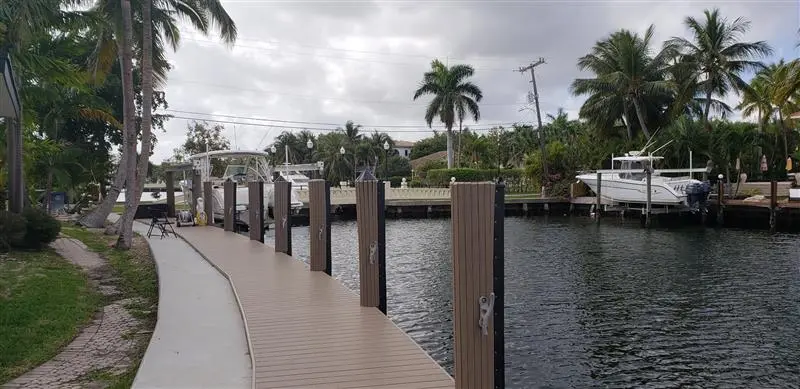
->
xmin=267 ymin=217 xmax=800 ymax=388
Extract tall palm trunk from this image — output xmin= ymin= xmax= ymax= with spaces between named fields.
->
xmin=632 ymin=97 xmax=651 ymax=139
xmin=117 ymin=0 xmax=155 ymax=246
xmin=445 ymin=127 xmax=454 ymax=168
xmin=622 ymin=110 xmax=634 ymax=140
xmin=45 ymin=169 xmax=53 ymax=213
xmin=114 ymin=0 xmax=137 ymax=249
xmin=79 ymin=52 xmax=129 ymax=228
xmin=703 ymin=88 xmax=713 ymax=130
xmin=779 ymin=110 xmax=788 ymax=158
xmin=456 ymin=120 xmax=462 ymax=168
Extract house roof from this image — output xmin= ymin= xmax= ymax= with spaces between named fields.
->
xmin=410 ymin=150 xmax=447 ymax=170
xmin=393 ymin=140 xmax=416 ymax=148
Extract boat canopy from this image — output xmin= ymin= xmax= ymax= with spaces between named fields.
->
xmin=613 ymin=154 xmax=664 ymax=162
xmin=188 ymin=149 xmax=270 ymax=159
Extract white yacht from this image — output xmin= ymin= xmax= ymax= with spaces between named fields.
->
xmin=179 ymin=150 xmax=304 ymax=229
xmin=576 ymin=148 xmax=712 ymax=209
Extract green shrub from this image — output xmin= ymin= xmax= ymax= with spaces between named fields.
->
xmin=20 ymin=208 xmax=61 ymax=250
xmin=415 ymin=159 xmax=447 ymax=178
xmin=424 ymin=168 xmax=533 ymax=193
xmin=0 ymin=211 xmax=28 ymax=252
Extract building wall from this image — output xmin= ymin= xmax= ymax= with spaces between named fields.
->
xmin=395 ymin=147 xmax=413 ymax=158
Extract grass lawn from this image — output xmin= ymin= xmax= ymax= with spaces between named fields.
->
xmin=0 ymin=250 xmax=99 ymax=384
xmin=59 ymin=224 xmax=158 ymax=388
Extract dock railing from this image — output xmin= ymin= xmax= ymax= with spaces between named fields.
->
xmin=216 ymin=175 xmax=508 ymax=388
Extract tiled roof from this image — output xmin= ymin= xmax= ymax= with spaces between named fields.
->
xmin=393 ymin=140 xmax=416 ymax=148
xmin=410 ymin=150 xmax=447 ymax=170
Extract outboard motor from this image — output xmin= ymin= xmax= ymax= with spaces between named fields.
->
xmin=685 ymin=181 xmax=712 ymax=211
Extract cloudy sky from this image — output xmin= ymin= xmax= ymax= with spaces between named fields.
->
xmin=151 ymin=0 xmax=798 ymax=163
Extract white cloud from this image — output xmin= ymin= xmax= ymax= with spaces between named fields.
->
xmin=151 ymin=0 xmax=798 ymax=162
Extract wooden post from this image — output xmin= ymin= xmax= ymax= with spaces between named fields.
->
xmin=223 ymin=181 xmax=236 ymax=232
xmin=492 ymin=182 xmax=505 ymax=389
xmin=192 ymin=170 xmax=202 ymax=217
xmin=203 ymin=182 xmax=213 ymax=226
xmin=165 ymin=171 xmax=175 ymax=217
xmin=595 ymin=172 xmax=602 ymax=222
xmin=309 ymin=179 xmax=332 ymax=275
xmin=770 ymin=180 xmax=777 ymax=233
xmin=273 ymin=179 xmax=292 ymax=255
xmin=248 ymin=181 xmax=265 ymax=242
xmin=451 ymin=182 xmax=505 ymax=389
xmin=645 ymin=169 xmax=652 ymax=228
xmin=717 ymin=177 xmax=725 ymax=226
xmin=355 ymin=175 xmax=387 ymax=315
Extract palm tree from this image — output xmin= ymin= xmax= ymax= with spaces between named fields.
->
xmin=571 ymin=25 xmax=673 ymax=140
xmin=413 ymin=59 xmax=482 ymax=168
xmin=339 ymin=120 xmax=363 ymax=145
xmin=115 ymin=0 xmax=136 ymax=248
xmin=313 ymin=132 xmax=351 ymax=184
xmin=666 ymin=8 xmax=772 ymax=128
xmin=84 ymin=0 xmax=237 ymax=240
xmin=738 ymin=72 xmax=774 ymax=132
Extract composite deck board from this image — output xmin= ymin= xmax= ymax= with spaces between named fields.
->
xmin=175 ymin=227 xmax=453 ymax=389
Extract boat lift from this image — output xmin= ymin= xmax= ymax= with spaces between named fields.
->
xmin=586 ymin=148 xmax=714 ymax=226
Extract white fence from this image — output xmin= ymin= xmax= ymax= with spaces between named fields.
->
xmin=295 ymin=186 xmax=452 ymax=205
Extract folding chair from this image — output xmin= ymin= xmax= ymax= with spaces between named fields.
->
xmin=147 ymin=209 xmax=176 ymax=239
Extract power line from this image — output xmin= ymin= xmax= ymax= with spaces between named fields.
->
xmin=182 ymin=36 xmax=517 ymax=72
xmin=166 ymin=114 xmax=519 ymax=133
xmin=178 ymin=29 xmax=533 ymax=66
xmin=167 ymin=78 xmax=528 ymax=107
xmin=163 ymin=109 xmax=518 ymax=129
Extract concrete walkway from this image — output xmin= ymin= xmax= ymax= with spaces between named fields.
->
xmin=131 ymin=221 xmax=251 ymax=389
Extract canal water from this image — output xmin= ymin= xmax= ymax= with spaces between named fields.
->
xmin=265 ymin=217 xmax=800 ymax=388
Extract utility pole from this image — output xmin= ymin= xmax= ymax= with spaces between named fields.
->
xmin=517 ymin=58 xmax=548 ymax=184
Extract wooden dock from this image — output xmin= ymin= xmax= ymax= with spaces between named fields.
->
xmin=174 ymin=226 xmax=454 ymax=389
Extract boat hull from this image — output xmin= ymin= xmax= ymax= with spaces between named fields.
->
xmin=179 ymin=182 xmax=303 ymax=228
xmin=576 ymin=173 xmax=695 ymax=205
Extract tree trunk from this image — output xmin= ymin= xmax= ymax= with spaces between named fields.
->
xmin=702 ymin=89 xmax=713 ymax=130
xmin=779 ymin=110 xmax=788 ymax=158
xmin=445 ymin=127 xmax=454 ymax=169
xmin=78 ymin=49 xmax=130 ymax=228
xmin=45 ymin=168 xmax=53 ymax=214
xmin=622 ymin=110 xmax=634 ymax=140
xmin=456 ymin=120 xmax=462 ymax=168
xmin=632 ymin=97 xmax=651 ymax=139
xmin=114 ymin=0 xmax=137 ymax=249
xmin=117 ymin=0 xmax=155 ymax=246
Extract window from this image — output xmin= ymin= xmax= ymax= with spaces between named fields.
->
xmin=404 ymin=149 xmax=409 ymax=156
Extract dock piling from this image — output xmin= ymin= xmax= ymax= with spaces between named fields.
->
xmin=203 ymin=182 xmax=213 ymax=226
xmin=273 ymin=179 xmax=292 ymax=255
xmin=192 ymin=171 xmax=202 ymax=218
xmin=717 ymin=174 xmax=725 ymax=226
xmin=223 ymin=181 xmax=236 ymax=232
xmin=770 ymin=180 xmax=777 ymax=232
xmin=596 ymin=172 xmax=602 ymax=222
xmin=309 ymin=179 xmax=332 ymax=275
xmin=355 ymin=177 xmax=387 ymax=315
xmin=165 ymin=171 xmax=175 ymax=217
xmin=248 ymin=181 xmax=264 ymax=242
xmin=451 ymin=182 xmax=505 ymax=389
xmin=645 ymin=169 xmax=652 ymax=228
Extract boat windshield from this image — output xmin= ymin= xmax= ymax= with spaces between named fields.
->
xmin=617 ymin=160 xmax=651 ymax=180
xmin=222 ymin=164 xmax=256 ymax=184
